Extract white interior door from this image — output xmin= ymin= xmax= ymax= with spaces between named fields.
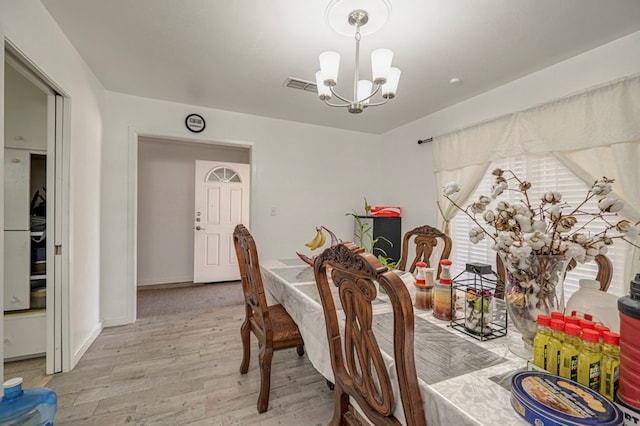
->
xmin=193 ymin=160 xmax=250 ymax=283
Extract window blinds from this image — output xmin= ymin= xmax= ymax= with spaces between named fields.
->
xmin=449 ymin=153 xmax=628 ymax=299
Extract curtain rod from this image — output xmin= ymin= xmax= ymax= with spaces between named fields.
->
xmin=417 ymin=137 xmax=432 ymax=145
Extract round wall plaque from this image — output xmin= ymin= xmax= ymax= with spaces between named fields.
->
xmin=185 ymin=113 xmax=206 ymax=133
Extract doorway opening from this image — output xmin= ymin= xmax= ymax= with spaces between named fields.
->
xmin=134 ymin=135 xmax=251 ymax=318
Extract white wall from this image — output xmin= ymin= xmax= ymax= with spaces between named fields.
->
xmin=382 ymin=30 xmax=640 ymax=237
xmin=0 ymin=0 xmax=105 ymax=370
xmin=137 ymin=137 xmax=250 ymax=286
xmin=101 ymin=91 xmax=384 ymax=325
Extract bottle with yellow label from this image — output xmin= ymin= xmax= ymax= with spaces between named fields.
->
xmin=559 ymin=323 xmax=581 ymax=381
xmin=533 ymin=314 xmax=551 ymax=370
xmin=546 ymin=319 xmax=565 ymax=375
xmin=577 ymin=328 xmax=602 ymax=391
xmin=599 ymin=331 xmax=620 ymax=401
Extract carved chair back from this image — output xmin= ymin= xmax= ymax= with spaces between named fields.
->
xmin=313 ymin=242 xmax=426 ymax=426
xmin=398 ymin=225 xmax=452 ymax=276
xmin=234 ymin=224 xmax=270 ymax=332
xmin=566 ymin=254 xmax=614 ymax=292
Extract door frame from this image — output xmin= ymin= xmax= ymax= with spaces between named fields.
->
xmin=126 ymin=128 xmax=253 ymax=323
xmin=2 ymin=39 xmax=71 ymax=374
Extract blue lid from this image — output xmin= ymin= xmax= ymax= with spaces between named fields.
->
xmin=511 ymin=371 xmax=623 ymax=425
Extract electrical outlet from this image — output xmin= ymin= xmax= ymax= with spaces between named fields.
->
xmin=270 ymin=207 xmax=276 ymax=216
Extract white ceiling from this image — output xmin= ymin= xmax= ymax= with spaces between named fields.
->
xmin=41 ymin=0 xmax=640 ymax=134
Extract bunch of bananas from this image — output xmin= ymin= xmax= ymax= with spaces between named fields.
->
xmin=304 ymin=227 xmax=326 ymax=250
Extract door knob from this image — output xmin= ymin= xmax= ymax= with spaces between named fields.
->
xmin=196 ymin=226 xmax=205 ymax=231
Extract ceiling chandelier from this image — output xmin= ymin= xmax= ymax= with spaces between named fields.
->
xmin=315 ymin=0 xmax=401 ymax=114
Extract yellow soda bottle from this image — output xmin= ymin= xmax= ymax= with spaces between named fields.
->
xmin=546 ymin=319 xmax=565 ymax=375
xmin=533 ymin=315 xmax=551 ymax=370
xmin=599 ymin=331 xmax=620 ymax=401
xmin=559 ymin=323 xmax=581 ymax=381
xmin=577 ymin=328 xmax=602 ymax=391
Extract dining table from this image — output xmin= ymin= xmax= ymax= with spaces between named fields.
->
xmin=261 ymin=257 xmax=530 ymax=426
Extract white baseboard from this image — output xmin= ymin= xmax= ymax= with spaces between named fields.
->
xmin=102 ymin=315 xmax=135 ymax=328
xmin=71 ymin=320 xmax=103 ymax=370
xmin=137 ymin=275 xmax=193 ymax=286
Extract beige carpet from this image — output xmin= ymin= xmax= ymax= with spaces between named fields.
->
xmin=136 ymin=281 xmax=245 ymax=318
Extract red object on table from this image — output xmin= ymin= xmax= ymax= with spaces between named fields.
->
xmin=370 ymin=206 xmax=401 ymax=217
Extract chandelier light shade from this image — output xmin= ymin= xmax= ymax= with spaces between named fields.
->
xmin=316 ymin=0 xmax=400 ymax=114
xmin=382 ymin=67 xmax=401 ymax=99
xmin=319 ymin=51 xmax=340 ymax=86
xmin=315 ymin=71 xmax=332 ymax=100
xmin=371 ymin=48 xmax=393 ymax=84
xmin=357 ymin=80 xmax=373 ymax=103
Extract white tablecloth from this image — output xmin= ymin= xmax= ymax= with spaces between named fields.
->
xmin=261 ymin=258 xmax=529 ymax=426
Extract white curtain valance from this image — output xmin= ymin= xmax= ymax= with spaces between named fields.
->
xmin=432 ymin=73 xmax=640 ymax=172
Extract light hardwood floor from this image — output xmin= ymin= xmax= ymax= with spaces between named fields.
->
xmin=5 ymin=286 xmax=333 ymax=425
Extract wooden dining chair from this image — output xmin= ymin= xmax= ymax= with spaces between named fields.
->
xmin=495 ymin=253 xmax=614 ymax=298
xmin=233 ymin=224 xmax=305 ymax=413
xmin=313 ymin=242 xmax=426 ymax=426
xmin=397 ymin=224 xmax=452 ymax=276
xmin=566 ymin=254 xmax=614 ymax=292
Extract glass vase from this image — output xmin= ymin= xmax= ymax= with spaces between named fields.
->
xmin=501 ymin=253 xmax=568 ymax=358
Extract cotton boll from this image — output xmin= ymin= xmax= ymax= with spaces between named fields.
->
xmin=598 ymin=198 xmax=624 ymax=213
xmin=556 ymin=216 xmax=578 ymax=232
xmin=468 ymin=227 xmax=485 ymax=244
xmin=443 ymin=182 xmax=460 ymax=196
xmin=478 ymin=196 xmax=491 ymax=205
xmin=616 ymin=220 xmax=639 ymax=240
xmin=592 ymin=181 xmax=612 ymax=197
xmin=532 ymin=220 xmax=547 ymax=233
xmin=514 ymin=203 xmax=533 ymax=218
xmin=483 ymin=210 xmax=496 ymax=223
xmin=564 ymin=242 xmax=586 ymax=263
xmin=524 ymin=232 xmax=548 ymax=250
xmin=542 ymin=191 xmax=562 ymax=204
xmin=515 ymin=215 xmax=533 ymax=232
xmin=572 ymin=233 xmax=588 ymax=244
xmin=491 ymin=181 xmax=508 ymax=199
xmin=470 ymin=202 xmax=487 ymax=214
xmin=547 ymin=205 xmax=562 ymax=222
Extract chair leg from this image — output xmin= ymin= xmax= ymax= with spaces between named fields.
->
xmin=239 ymin=314 xmax=251 ymax=374
xmin=257 ymin=345 xmax=274 ymax=413
xmin=328 ymin=388 xmax=349 ymax=425
xmin=296 ymin=344 xmax=305 ymax=356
